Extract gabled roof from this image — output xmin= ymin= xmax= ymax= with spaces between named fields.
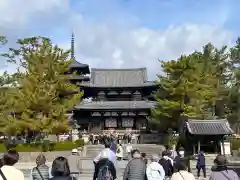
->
xmin=82 ymin=68 xmax=155 ymax=87
xmin=186 ymin=119 xmax=233 ymax=135
xmin=74 ymin=100 xmax=156 ymax=110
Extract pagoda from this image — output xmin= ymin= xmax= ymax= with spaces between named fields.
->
xmin=73 ymin=68 xmax=157 ymax=132
xmin=68 ymin=33 xmax=90 ymax=84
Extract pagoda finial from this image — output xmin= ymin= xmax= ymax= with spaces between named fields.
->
xmin=71 ymin=32 xmax=75 ymax=60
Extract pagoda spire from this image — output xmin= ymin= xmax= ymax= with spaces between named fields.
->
xmin=71 ymin=32 xmax=75 ymax=60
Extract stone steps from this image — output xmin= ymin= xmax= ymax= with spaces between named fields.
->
xmin=85 ymin=144 xmax=165 ymax=159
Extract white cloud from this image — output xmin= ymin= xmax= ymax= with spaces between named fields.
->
xmin=0 ymin=0 xmax=234 ymax=79
xmin=72 ymin=17 xmax=233 ymax=79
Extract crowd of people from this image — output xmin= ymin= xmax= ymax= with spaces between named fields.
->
xmin=93 ymin=141 xmax=240 ymax=180
xmin=88 ymin=132 xmax=140 ymax=145
xmin=0 ymin=143 xmax=239 ymax=180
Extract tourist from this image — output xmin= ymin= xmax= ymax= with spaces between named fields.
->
xmin=158 ymin=151 xmax=174 ymax=178
xmin=110 ymin=140 xmax=118 ymax=154
xmin=94 ymin=141 xmax=116 ymax=166
xmin=50 ymin=156 xmax=76 ymax=180
xmin=141 ymin=152 xmax=148 ymax=164
xmin=93 ymin=150 xmax=116 ymax=180
xmin=123 ymin=149 xmax=146 ymax=180
xmin=126 ymin=143 xmax=133 ymax=160
xmin=146 ymin=154 xmax=165 ymax=180
xmin=196 ymin=151 xmax=206 ymax=179
xmin=173 ymin=147 xmax=190 ymax=172
xmin=0 ymin=150 xmax=24 ymax=180
xmin=209 ymin=155 xmax=239 ymax=180
xmin=30 ymin=154 xmax=50 ymax=180
xmin=67 ymin=148 xmax=81 ymax=179
xmin=170 ymin=161 xmax=195 ymax=180
xmin=116 ymin=144 xmax=123 ymax=161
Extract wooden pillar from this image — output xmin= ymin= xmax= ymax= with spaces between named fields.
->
xmin=197 ymin=140 xmax=201 ymax=153
xmin=222 ymin=137 xmax=225 ymax=155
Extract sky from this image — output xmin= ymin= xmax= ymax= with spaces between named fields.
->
xmin=0 ymin=0 xmax=239 ymax=80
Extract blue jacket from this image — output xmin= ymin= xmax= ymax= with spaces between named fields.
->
xmin=197 ymin=153 xmax=205 ymax=167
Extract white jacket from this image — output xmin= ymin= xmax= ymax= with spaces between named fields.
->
xmin=170 ymin=170 xmax=196 ymax=180
xmin=146 ymin=162 xmax=165 ymax=180
xmin=0 ymin=166 xmax=24 ymax=180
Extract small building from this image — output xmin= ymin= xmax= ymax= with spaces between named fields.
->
xmin=181 ymin=119 xmax=233 ymax=155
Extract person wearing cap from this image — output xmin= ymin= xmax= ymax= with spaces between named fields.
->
xmin=66 ymin=148 xmax=81 ymax=179
xmin=209 ymin=155 xmax=239 ymax=180
xmin=146 ymin=154 xmax=165 ymax=180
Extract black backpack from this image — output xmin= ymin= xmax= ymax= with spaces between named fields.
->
xmin=159 ymin=158 xmax=173 ymax=177
xmin=97 ymin=161 xmax=113 ymax=180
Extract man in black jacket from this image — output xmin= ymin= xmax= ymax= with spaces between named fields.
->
xmin=173 ymin=147 xmax=191 ymax=172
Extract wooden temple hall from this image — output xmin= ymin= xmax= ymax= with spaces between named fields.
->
xmin=67 ymin=33 xmax=157 ymax=133
xmin=73 ymin=68 xmax=157 ymax=132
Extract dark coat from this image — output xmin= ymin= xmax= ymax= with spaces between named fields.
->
xmin=197 ymin=153 xmax=205 ymax=168
xmin=173 ymin=156 xmax=191 ymax=172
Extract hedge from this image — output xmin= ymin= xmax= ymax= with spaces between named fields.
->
xmin=0 ymin=139 xmax=85 ymax=152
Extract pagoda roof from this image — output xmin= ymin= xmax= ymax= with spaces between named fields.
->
xmin=74 ymin=100 xmax=156 ymax=110
xmin=82 ymin=68 xmax=155 ymax=88
xmin=186 ymin=119 xmax=233 ymax=135
xmin=69 ymin=60 xmax=89 ymax=68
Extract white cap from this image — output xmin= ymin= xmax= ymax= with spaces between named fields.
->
xmin=72 ymin=149 xmax=78 ymax=153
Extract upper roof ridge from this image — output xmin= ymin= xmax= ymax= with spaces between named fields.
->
xmin=91 ymin=67 xmax=147 ymax=71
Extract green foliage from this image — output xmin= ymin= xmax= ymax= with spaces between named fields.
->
xmin=0 ymin=36 xmax=83 ymax=136
xmin=230 ymin=139 xmax=240 ymax=150
xmin=153 ymin=42 xmax=232 ymax=129
xmin=0 ymin=140 xmax=84 ymax=152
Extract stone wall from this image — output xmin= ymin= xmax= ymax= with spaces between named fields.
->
xmin=0 ymin=151 xmax=72 ymax=162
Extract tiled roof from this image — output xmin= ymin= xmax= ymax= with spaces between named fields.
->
xmin=186 ymin=119 xmax=234 ymax=135
xmin=69 ymin=75 xmax=90 ymax=81
xmin=69 ymin=60 xmax=89 ymax=69
xmin=82 ymin=68 xmax=155 ymax=87
xmin=74 ymin=101 xmax=156 ymax=110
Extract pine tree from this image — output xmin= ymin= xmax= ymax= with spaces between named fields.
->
xmin=1 ymin=37 xmax=83 ymax=137
xmin=152 ymin=54 xmax=208 ymax=129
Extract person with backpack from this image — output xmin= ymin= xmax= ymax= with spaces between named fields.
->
xmin=146 ymin=154 xmax=165 ymax=180
xmin=93 ymin=151 xmax=116 ymax=180
xmin=158 ymin=151 xmax=173 ymax=178
xmin=123 ymin=149 xmax=146 ymax=180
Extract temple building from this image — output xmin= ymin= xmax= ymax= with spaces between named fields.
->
xmin=68 ymin=33 xmax=157 ymax=133
xmin=73 ymin=68 xmax=157 ymax=132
